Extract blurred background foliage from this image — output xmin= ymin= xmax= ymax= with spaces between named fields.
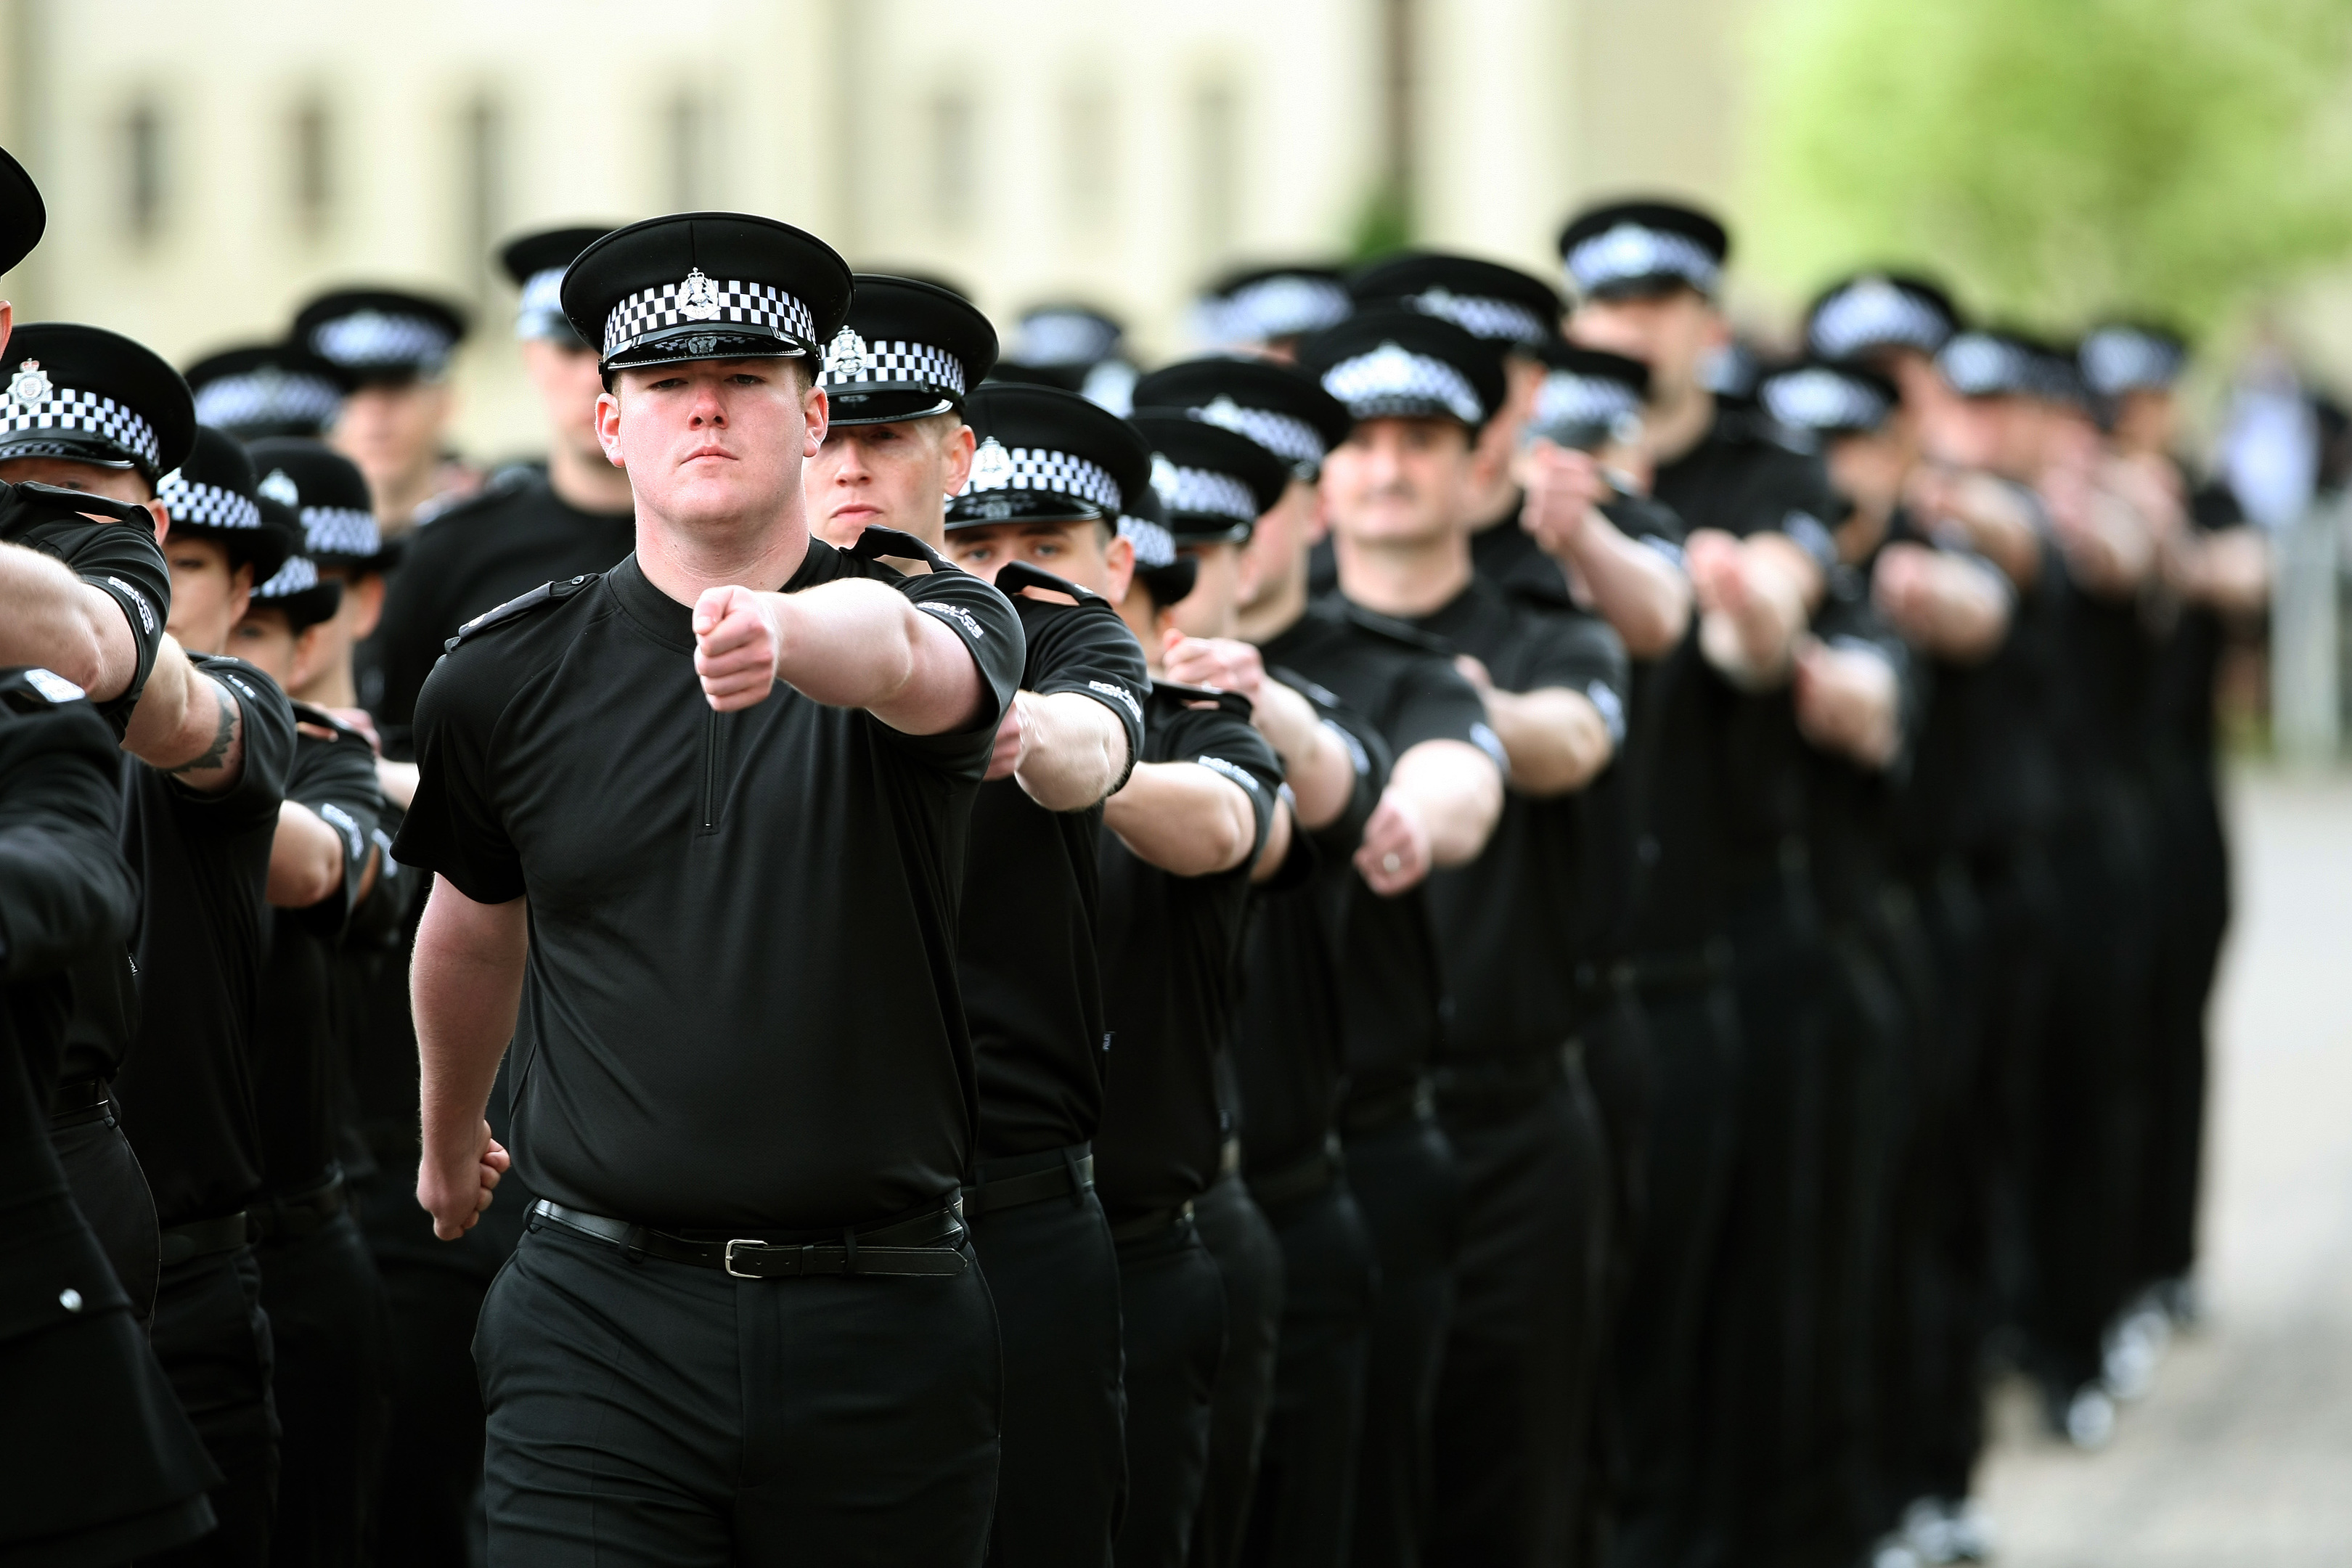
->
xmin=1745 ymin=0 xmax=2352 ymax=335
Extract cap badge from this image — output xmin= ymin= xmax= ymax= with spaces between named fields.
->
xmin=1199 ymin=395 xmax=1249 ymax=435
xmin=826 ymin=325 xmax=869 ymax=378
xmin=677 ymin=269 xmax=724 ymax=322
xmin=970 ymin=437 xmax=1013 ymax=490
xmin=1150 ymin=453 xmax=1180 ymax=504
xmin=8 ymin=359 xmax=51 ymax=406
xmin=258 ymin=469 xmax=301 ymax=507
xmin=1591 ymin=224 xmax=1661 ymax=279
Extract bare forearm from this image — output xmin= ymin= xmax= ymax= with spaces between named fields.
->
xmin=2171 ymin=529 xmax=2270 ymax=616
xmin=1482 ymin=686 xmax=1613 ymax=797
xmin=0 ymin=550 xmax=135 ymax=699
xmin=124 ymin=651 xmax=247 ymax=790
xmin=266 ymin=801 xmax=346 ymax=907
xmin=1104 ymin=761 xmax=1258 ymax=875
xmin=1252 ymin=678 xmax=1355 ymax=830
xmin=1013 ymin=690 xmax=1130 ymax=811
xmin=767 ymin=581 xmax=982 ymax=732
xmin=1561 ymin=515 xmax=1691 ymax=658
xmin=377 ymin=758 xmax=420 ymax=811
xmin=1389 ymin=741 xmax=1502 ymax=868
xmin=1887 ymin=559 xmax=2011 ymax=663
xmin=412 ymin=880 xmax=528 ymax=1155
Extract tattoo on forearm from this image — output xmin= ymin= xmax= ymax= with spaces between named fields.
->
xmin=166 ymin=682 xmax=237 ymax=775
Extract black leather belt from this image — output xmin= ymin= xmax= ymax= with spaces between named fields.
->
xmin=1248 ymin=1135 xmax=1343 ymax=1210
xmin=1219 ymin=1137 xmax=1243 ymax=1178
xmin=159 ymin=1212 xmax=253 ymax=1267
xmin=1338 ymin=1077 xmax=1434 ymax=1138
xmin=531 ymin=1199 xmax=969 ymax=1278
xmin=1434 ymin=1041 xmax=1580 ymax=1103
xmin=1108 ymin=1200 xmax=1196 ymax=1245
xmin=964 ymin=1144 xmax=1095 ymax=1217
xmin=252 ymin=1169 xmax=349 ymax=1247
xmin=46 ymin=1077 xmax=114 ymax=1128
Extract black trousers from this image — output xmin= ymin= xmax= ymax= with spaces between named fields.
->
xmin=1598 ymin=981 xmax=1739 ymax=1568
xmin=1342 ymin=1111 xmax=1463 ymax=1568
xmin=258 ymin=1208 xmax=391 ymax=1568
xmin=967 ymin=1183 xmax=1126 ymax=1568
xmin=147 ymin=1243 xmax=280 ymax=1568
xmin=356 ymin=1153 xmax=531 ymax=1567
xmin=1426 ymin=1053 xmax=1612 ymax=1568
xmin=1113 ymin=1214 xmax=1228 ymax=1568
xmin=1239 ymin=1177 xmax=1379 ymax=1568
xmin=1190 ymin=1172 xmax=1286 ymax=1568
xmin=2141 ymin=759 xmax=2229 ymax=1289
xmin=478 ymin=1215 xmax=1001 ymax=1566
xmin=50 ymin=1108 xmax=161 ymax=1326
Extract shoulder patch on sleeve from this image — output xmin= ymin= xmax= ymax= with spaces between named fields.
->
xmin=0 ymin=667 xmax=87 ymax=710
xmin=446 ymin=573 xmax=598 ymax=650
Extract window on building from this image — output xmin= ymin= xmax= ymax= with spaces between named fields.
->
xmin=290 ymin=95 xmax=332 ymax=237
xmin=460 ymin=94 xmax=505 ymax=295
xmin=1191 ymin=80 xmax=1239 ymax=261
xmin=124 ymin=97 xmax=166 ymax=242
xmin=930 ymin=91 xmax=976 ymax=236
xmin=1062 ymin=88 xmax=1114 ymax=238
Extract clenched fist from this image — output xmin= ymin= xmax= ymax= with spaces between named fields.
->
xmin=692 ymin=585 xmax=785 ymax=711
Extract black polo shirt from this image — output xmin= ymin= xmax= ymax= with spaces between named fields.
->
xmin=393 ymin=532 xmax=1022 ymax=1233
xmin=110 ymin=656 xmax=296 ymax=1228
xmin=1259 ymin=597 xmax=1502 ymax=1107
xmin=1229 ymin=672 xmax=1388 ymax=1174
xmin=962 ymin=567 xmax=1149 ymax=1164
xmin=1416 ymin=573 xmax=1630 ymax=1058
xmin=1093 ymin=683 xmax=1283 ymax=1222
xmin=1802 ymin=542 xmax=1919 ymax=926
xmin=370 ymin=469 xmax=639 ymax=756
xmin=251 ymin=707 xmax=382 ymax=1196
xmin=0 ymin=487 xmax=171 ymax=739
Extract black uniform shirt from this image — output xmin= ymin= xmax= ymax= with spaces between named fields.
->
xmin=1260 ymin=597 xmax=1502 ymax=1105
xmin=1093 ymin=683 xmax=1282 ymax=1220
xmin=963 ymin=568 xmax=1149 ymax=1162
xmin=0 ymin=486 xmax=172 ymax=739
xmin=1803 ymin=542 xmax=1920 ymax=926
xmin=371 ymin=469 xmax=638 ymax=756
xmin=110 ymin=657 xmax=296 ymax=1227
xmin=2147 ymin=478 xmax=2248 ymax=769
xmin=1416 ymin=573 xmax=1630 ymax=1057
xmin=393 ymin=536 xmax=1022 ymax=1232
xmin=1230 ymin=673 xmax=1388 ymax=1173
xmin=251 ymin=708 xmax=382 ymax=1196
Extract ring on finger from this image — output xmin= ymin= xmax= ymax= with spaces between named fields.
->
xmin=1382 ymin=852 xmax=1402 ymax=873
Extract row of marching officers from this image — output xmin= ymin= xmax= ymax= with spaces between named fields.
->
xmin=0 ymin=159 xmax=2263 ymax=1568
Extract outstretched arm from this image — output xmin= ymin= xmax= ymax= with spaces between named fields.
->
xmin=989 ymin=690 xmax=1132 ymax=810
xmin=1355 ymin=738 xmax=1503 ymax=895
xmin=122 ymin=642 xmax=249 ymax=793
xmin=690 ymin=578 xmax=989 ymax=735
xmin=0 ymin=542 xmax=142 ymax=701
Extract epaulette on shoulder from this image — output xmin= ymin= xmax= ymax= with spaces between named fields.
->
xmin=446 ymin=573 xmax=598 ymax=652
xmin=1339 ymin=601 xmax=1454 ymax=658
xmin=415 ymin=463 xmax=539 ymax=530
xmin=0 ymin=666 xmax=89 ymax=713
xmin=289 ymin=700 xmax=369 ymax=743
xmin=996 ymin=559 xmax=1105 ymax=604
xmin=1148 ymin=678 xmax=1254 ymax=722
xmin=848 ymin=525 xmax=960 ymax=576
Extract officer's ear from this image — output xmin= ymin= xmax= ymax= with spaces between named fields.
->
xmin=595 ymin=385 xmax=625 ymax=469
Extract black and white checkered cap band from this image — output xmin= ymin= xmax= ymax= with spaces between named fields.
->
xmin=1015 ymin=313 xmax=1119 ymax=367
xmin=303 ymin=505 xmax=380 ymax=558
xmin=1151 ymin=456 xmax=1258 ymax=526
xmin=1405 ymin=287 xmax=1553 ymax=348
xmin=0 ymin=383 xmax=163 ymax=471
xmin=1208 ymin=275 xmax=1352 ymax=343
xmin=817 ymin=331 xmax=967 ymax=396
xmin=252 ymin=555 xmax=320 ymax=599
xmin=1937 ymin=334 xmax=2035 ymax=399
xmin=1320 ymin=342 xmax=1483 ymax=425
xmin=958 ymin=441 xmax=1123 ymax=513
xmin=1534 ymin=371 xmax=1644 ymax=431
xmin=2080 ymin=328 xmax=2185 ymax=398
xmin=1119 ymin=514 xmax=1177 ymax=569
xmin=1761 ymin=367 xmax=1890 ymax=433
xmin=1188 ymin=396 xmax=1327 ymax=476
xmin=601 ymin=271 xmax=817 ymax=361
xmin=311 ymin=311 xmax=455 ymax=368
xmin=516 ymin=269 xmax=571 ymax=338
xmin=157 ymin=473 xmax=262 ymax=532
xmin=194 ymin=371 xmax=343 ymax=430
xmin=1564 ymin=224 xmax=1721 ymax=297
xmin=1808 ymin=279 xmax=1951 ymax=359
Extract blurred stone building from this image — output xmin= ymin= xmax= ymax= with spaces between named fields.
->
xmin=0 ymin=0 xmax=1755 ymax=458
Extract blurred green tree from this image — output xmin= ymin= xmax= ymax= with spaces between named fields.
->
xmin=1746 ymin=0 xmax=2352 ymax=331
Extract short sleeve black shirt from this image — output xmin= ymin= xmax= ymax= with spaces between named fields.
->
xmin=1259 ymin=598 xmax=1503 ymax=1104
xmin=370 ymin=470 xmax=639 ymax=756
xmin=1093 ymin=684 xmax=1282 ymax=1220
xmin=1415 ymin=573 xmax=1630 ymax=1056
xmin=111 ymin=657 xmax=296 ymax=1227
xmin=961 ymin=569 xmax=1149 ymax=1163
xmin=391 ymin=537 xmax=1022 ymax=1231
xmin=1230 ymin=672 xmax=1388 ymax=1172
xmin=251 ymin=709 xmax=382 ymax=1195
xmin=0 ymin=488 xmax=171 ymax=739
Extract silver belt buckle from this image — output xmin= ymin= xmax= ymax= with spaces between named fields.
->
xmin=724 ymin=1238 xmax=767 ymax=1278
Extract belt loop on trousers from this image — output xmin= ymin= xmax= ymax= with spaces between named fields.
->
xmin=1061 ymin=1144 xmax=1087 ymax=1209
xmin=842 ymin=1227 xmax=857 ymax=1275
